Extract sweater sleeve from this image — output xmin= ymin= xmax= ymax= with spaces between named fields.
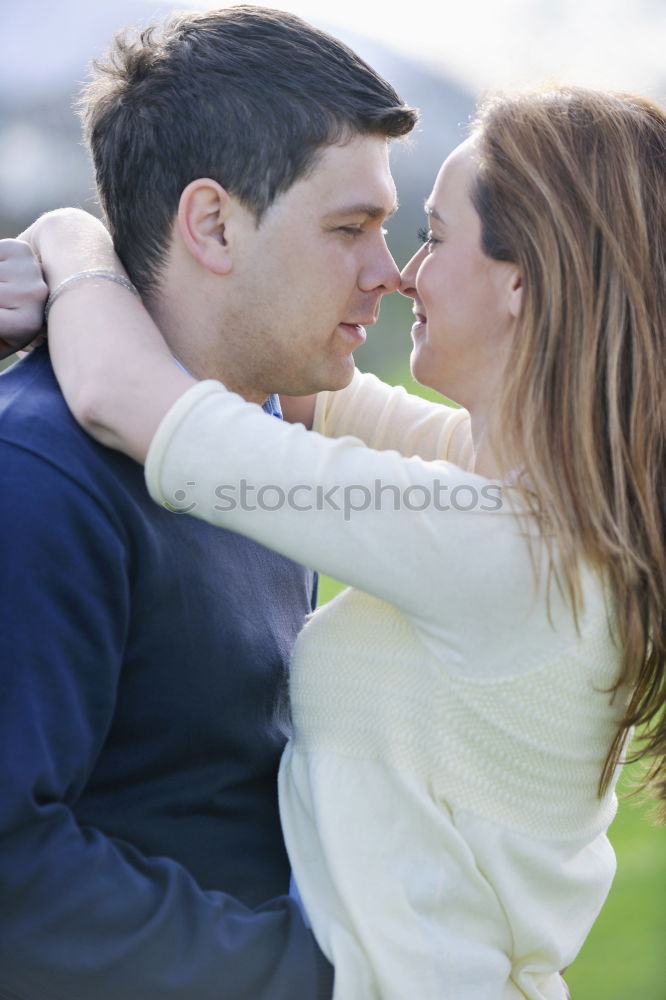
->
xmin=145 ymin=382 xmax=515 ymax=631
xmin=0 ymin=440 xmax=332 ymax=1000
xmin=313 ymin=369 xmax=474 ymax=469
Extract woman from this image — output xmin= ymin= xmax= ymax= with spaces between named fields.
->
xmin=21 ymin=86 xmax=666 ymax=998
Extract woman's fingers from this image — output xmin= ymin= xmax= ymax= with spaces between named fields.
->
xmin=0 ymin=238 xmax=48 ymax=356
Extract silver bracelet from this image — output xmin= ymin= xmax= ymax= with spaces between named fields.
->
xmin=44 ymin=269 xmax=139 ymax=322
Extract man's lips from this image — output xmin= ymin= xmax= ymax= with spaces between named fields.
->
xmin=338 ymin=313 xmax=378 ymax=343
xmin=342 ymin=313 xmax=378 ymax=328
xmin=338 ymin=322 xmax=367 ymax=344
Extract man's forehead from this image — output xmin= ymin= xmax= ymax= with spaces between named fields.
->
xmin=304 ymin=135 xmax=398 ymax=211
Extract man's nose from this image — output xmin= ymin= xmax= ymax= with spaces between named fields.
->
xmin=359 ymin=239 xmax=401 ymax=295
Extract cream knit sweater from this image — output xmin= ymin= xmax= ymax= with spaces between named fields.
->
xmin=145 ymin=371 xmax=626 ymax=1000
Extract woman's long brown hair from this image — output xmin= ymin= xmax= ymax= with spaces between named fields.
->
xmin=471 ymin=87 xmax=666 ymax=817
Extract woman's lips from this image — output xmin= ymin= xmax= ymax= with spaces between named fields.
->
xmin=411 ymin=312 xmax=427 ymax=338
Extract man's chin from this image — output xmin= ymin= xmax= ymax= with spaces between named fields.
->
xmin=277 ymin=353 xmax=356 ymax=397
xmin=318 ymin=355 xmax=356 ymax=393
xmin=299 ymin=360 xmax=356 ymax=396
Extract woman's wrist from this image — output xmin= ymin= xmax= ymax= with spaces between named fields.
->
xmin=22 ymin=209 xmax=120 ymax=291
xmin=45 ymin=270 xmax=139 ymax=322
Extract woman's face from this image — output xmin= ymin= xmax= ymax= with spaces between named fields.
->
xmin=400 ymin=137 xmax=521 ymax=410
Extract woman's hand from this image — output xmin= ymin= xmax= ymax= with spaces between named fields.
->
xmin=0 ymin=238 xmax=48 ymax=359
xmin=0 ymin=208 xmax=114 ymax=360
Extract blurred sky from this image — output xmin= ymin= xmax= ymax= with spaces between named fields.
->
xmin=1 ymin=0 xmax=665 ymax=232
xmin=188 ymin=0 xmax=666 ymax=100
xmin=3 ymin=0 xmax=666 ymax=102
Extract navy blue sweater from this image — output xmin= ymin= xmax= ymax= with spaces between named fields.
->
xmin=0 ymin=348 xmax=333 ymax=1000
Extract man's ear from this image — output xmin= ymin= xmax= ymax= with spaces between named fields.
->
xmin=508 ymin=266 xmax=523 ymax=319
xmin=177 ymin=179 xmax=234 ymax=276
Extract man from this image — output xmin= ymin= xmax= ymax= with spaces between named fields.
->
xmin=0 ymin=7 xmax=415 ymax=998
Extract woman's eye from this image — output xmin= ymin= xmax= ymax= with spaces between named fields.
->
xmin=417 ymin=226 xmax=439 ymax=249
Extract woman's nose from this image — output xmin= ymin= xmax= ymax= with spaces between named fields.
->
xmin=399 ymin=244 xmax=426 ymax=299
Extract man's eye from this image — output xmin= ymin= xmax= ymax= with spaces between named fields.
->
xmin=338 ymin=226 xmax=363 ymax=237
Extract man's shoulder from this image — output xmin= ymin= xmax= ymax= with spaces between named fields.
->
xmin=1 ymin=347 xmax=86 ymax=447
xmin=0 ymin=347 xmax=141 ymax=505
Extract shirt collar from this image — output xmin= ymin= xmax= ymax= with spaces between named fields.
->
xmin=262 ymin=394 xmax=283 ymax=420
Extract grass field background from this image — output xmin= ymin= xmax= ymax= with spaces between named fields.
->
xmin=316 ymin=356 xmax=666 ymax=1000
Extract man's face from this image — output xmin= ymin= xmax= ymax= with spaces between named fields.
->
xmin=223 ymin=135 xmax=400 ymax=397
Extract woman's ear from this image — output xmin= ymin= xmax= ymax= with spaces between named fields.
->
xmin=177 ymin=179 xmax=233 ymax=276
xmin=508 ymin=267 xmax=523 ymax=319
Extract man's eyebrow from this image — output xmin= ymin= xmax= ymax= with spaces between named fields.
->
xmin=326 ymin=201 xmax=399 ymax=220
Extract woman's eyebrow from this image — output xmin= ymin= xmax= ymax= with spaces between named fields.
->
xmin=424 ymin=201 xmax=445 ymax=223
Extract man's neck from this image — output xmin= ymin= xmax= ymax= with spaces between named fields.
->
xmin=147 ymin=292 xmax=268 ymax=406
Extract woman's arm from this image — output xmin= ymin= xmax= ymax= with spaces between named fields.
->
xmin=282 ymin=374 xmax=473 ymax=466
xmin=145 ymin=379 xmax=511 ymax=624
xmin=22 ymin=209 xmax=195 ymax=462
xmin=312 ymin=370 xmax=474 ymax=468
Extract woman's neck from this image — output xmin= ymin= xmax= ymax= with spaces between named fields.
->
xmin=468 ymin=402 xmax=506 ymax=479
